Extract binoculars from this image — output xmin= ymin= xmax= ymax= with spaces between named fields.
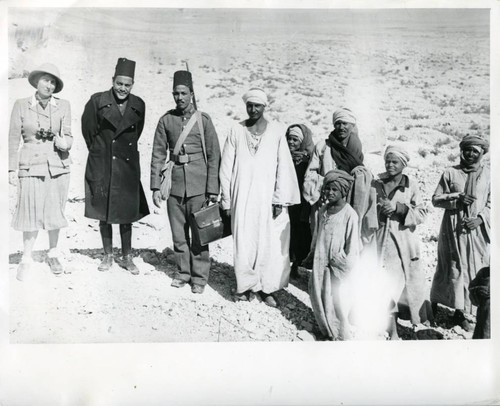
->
xmin=36 ymin=128 xmax=55 ymax=140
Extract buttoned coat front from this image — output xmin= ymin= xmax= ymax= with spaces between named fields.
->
xmin=9 ymin=95 xmax=73 ymax=177
xmin=81 ymin=89 xmax=149 ymax=224
xmin=150 ymin=107 xmax=220 ymax=198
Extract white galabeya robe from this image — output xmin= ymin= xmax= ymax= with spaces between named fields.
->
xmin=220 ymin=121 xmax=300 ymax=294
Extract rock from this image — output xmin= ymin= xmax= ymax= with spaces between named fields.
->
xmin=297 ymin=330 xmax=315 ymax=341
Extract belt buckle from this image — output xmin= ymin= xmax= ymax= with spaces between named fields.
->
xmin=177 ymin=154 xmax=189 ymax=164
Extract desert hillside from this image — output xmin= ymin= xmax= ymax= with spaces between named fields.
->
xmin=7 ymin=8 xmax=490 ymax=342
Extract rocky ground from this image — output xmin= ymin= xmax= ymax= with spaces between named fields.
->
xmin=6 ymin=8 xmax=489 ymax=343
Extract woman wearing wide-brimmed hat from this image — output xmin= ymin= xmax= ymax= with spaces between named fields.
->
xmin=8 ymin=63 xmax=73 ymax=281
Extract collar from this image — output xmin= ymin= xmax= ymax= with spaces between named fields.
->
xmin=98 ymin=89 xmax=144 ymax=114
xmin=30 ymin=94 xmax=57 ymax=107
xmin=174 ymin=104 xmax=195 ymax=117
xmin=377 ymin=172 xmax=409 ymax=188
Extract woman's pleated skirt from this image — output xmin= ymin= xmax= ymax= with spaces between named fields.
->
xmin=11 ymin=173 xmax=70 ymax=232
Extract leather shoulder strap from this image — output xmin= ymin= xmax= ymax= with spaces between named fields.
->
xmin=197 ymin=111 xmax=207 ymax=163
xmin=172 ymin=113 xmax=198 ymax=155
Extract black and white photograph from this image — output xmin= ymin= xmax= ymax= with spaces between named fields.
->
xmin=1 ymin=1 xmax=499 ymax=404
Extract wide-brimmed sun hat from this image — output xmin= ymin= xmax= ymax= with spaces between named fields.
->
xmin=28 ymin=63 xmax=64 ymax=93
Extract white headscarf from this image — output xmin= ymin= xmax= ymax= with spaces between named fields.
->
xmin=242 ymin=87 xmax=268 ymax=106
xmin=384 ymin=145 xmax=410 ymax=167
xmin=287 ymin=126 xmax=304 ymax=142
xmin=332 ymin=107 xmax=357 ymax=125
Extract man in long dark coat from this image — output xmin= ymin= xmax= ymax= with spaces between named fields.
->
xmin=81 ymin=57 xmax=149 ymax=274
xmin=150 ymin=70 xmax=220 ymax=294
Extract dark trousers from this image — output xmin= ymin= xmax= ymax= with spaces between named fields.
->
xmin=167 ymin=194 xmax=210 ymax=286
xmin=99 ymin=222 xmax=132 ymax=256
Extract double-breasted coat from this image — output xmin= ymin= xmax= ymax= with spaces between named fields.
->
xmin=81 ymin=89 xmax=149 ymax=224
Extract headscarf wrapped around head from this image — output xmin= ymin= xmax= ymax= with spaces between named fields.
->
xmin=384 ymin=145 xmax=410 ymax=167
xmin=287 ymin=126 xmax=304 ymax=142
xmin=242 ymin=87 xmax=268 ymax=106
xmin=332 ymin=107 xmax=357 ymax=125
xmin=286 ymin=124 xmax=315 ymax=155
xmin=323 ymin=169 xmax=354 ymax=198
xmin=459 ymin=134 xmax=489 ymax=153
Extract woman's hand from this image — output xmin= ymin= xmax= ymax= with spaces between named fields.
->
xmin=463 ymin=216 xmax=483 ymax=231
xmin=8 ymin=171 xmax=17 ymax=186
xmin=152 ymin=190 xmax=163 ymax=208
xmin=272 ymin=204 xmax=283 ymax=219
xmin=54 ymin=132 xmax=68 ymax=151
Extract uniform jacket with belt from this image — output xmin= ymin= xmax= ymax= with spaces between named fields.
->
xmin=9 ymin=95 xmax=73 ymax=177
xmin=81 ymin=89 xmax=149 ymax=224
xmin=150 ymin=105 xmax=221 ymax=198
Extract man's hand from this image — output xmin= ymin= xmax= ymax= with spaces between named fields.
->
xmin=272 ymin=204 xmax=283 ymax=219
xmin=153 ymin=190 xmax=163 ymax=208
xmin=207 ymin=194 xmax=218 ymax=204
xmin=458 ymin=193 xmax=476 ymax=206
xmin=463 ymin=216 xmax=482 ymax=231
xmin=379 ymin=198 xmax=396 ymax=217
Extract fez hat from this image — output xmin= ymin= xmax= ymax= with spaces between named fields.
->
xmin=114 ymin=57 xmax=136 ymax=79
xmin=28 ymin=63 xmax=64 ymax=93
xmin=173 ymin=70 xmax=193 ymax=91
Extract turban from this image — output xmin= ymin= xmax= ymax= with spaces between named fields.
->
xmin=287 ymin=126 xmax=304 ymax=142
xmin=384 ymin=145 xmax=410 ymax=167
xmin=323 ymin=169 xmax=354 ymax=198
xmin=114 ymin=58 xmax=136 ymax=79
xmin=332 ymin=107 xmax=356 ymax=125
xmin=242 ymin=88 xmax=268 ymax=106
xmin=459 ymin=134 xmax=489 ymax=153
xmin=173 ymin=70 xmax=193 ymax=91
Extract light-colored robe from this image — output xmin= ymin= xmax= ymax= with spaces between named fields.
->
xmin=220 ymin=121 xmax=300 ymax=294
xmin=303 ymin=139 xmax=378 ymax=249
xmin=430 ymin=164 xmax=490 ymax=312
xmin=309 ymin=204 xmax=360 ymax=340
xmin=374 ymin=173 xmax=431 ymax=324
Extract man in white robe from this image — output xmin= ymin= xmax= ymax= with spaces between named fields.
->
xmin=220 ymin=88 xmax=300 ymax=307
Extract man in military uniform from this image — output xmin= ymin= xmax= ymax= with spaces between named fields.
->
xmin=82 ymin=58 xmax=149 ymax=275
xmin=150 ymin=70 xmax=221 ymax=294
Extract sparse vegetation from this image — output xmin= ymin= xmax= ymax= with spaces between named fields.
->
xmin=434 ymin=138 xmax=452 ymax=148
xmin=418 ymin=148 xmax=428 ymax=158
xmin=411 ymin=113 xmax=429 ymax=120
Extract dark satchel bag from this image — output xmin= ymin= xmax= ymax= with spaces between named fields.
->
xmin=191 ymin=201 xmax=231 ymax=246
